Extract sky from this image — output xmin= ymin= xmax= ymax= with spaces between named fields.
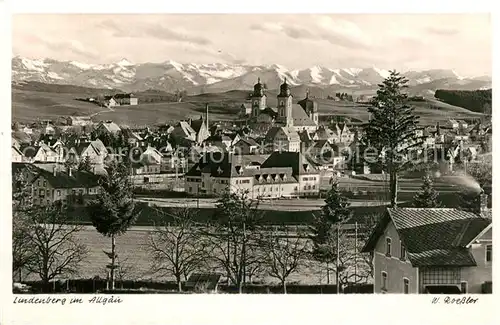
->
xmin=12 ymin=14 xmax=492 ymax=77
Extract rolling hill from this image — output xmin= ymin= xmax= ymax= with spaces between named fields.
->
xmin=11 ymin=83 xmax=483 ymax=127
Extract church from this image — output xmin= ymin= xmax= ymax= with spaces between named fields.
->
xmin=242 ymin=78 xmax=319 ymax=134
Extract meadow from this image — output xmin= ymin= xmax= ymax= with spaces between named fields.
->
xmin=12 ymin=87 xmax=483 ymax=127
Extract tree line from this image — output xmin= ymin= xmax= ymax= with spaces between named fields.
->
xmin=434 ymin=89 xmax=492 ymax=114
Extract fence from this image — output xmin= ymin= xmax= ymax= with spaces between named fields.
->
xmin=18 ymin=279 xmax=373 ymax=294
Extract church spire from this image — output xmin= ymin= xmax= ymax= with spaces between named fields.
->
xmin=257 ymin=77 xmax=260 ymax=84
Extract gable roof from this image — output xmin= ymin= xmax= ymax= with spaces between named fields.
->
xmin=260 ymin=151 xmax=318 ymax=176
xmin=362 ymin=208 xmax=491 ymax=267
xmin=99 ymin=121 xmax=121 ymax=133
xmin=32 ymin=168 xmax=102 ymax=189
xmin=291 ymin=104 xmax=316 ymax=127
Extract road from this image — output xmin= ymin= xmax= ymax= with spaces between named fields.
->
xmin=136 ymin=197 xmax=390 ymax=211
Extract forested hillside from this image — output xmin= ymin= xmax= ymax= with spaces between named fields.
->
xmin=434 ymin=89 xmax=492 ymax=114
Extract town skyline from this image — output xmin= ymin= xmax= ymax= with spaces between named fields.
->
xmin=12 ymin=13 xmax=492 ymax=77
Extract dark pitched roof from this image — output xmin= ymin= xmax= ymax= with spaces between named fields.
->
xmin=32 ymin=168 xmax=102 ymax=189
xmin=191 ymin=118 xmax=206 ymax=134
xmin=260 ymin=152 xmax=318 ymax=176
xmin=362 ymin=208 xmax=491 ymax=267
xmin=185 ymin=153 xmax=270 ymax=178
xmin=236 ymin=137 xmax=259 ymax=147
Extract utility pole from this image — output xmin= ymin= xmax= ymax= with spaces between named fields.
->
xmin=336 ymin=223 xmax=340 ymax=294
xmin=354 ymin=222 xmax=358 ymax=285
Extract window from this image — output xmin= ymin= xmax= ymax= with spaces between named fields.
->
xmin=486 ymin=245 xmax=492 ymax=262
xmin=37 ymin=180 xmax=41 ymax=186
xmin=189 ymin=187 xmax=192 ymax=193
xmin=403 ymin=278 xmax=409 ymax=294
xmin=381 ymin=272 xmax=388 ymax=290
xmin=39 ymin=189 xmax=44 ymax=196
xmin=312 ymin=185 xmax=316 ymax=189
xmin=303 ymin=186 xmax=307 ymax=190
xmin=400 ymin=242 xmax=406 ymax=260
xmin=57 ymin=190 xmax=61 ymax=196
xmin=280 ymin=101 xmax=284 ymax=106
xmin=43 ymin=181 xmax=47 ymax=187
xmin=47 ymin=200 xmax=50 ymax=204
xmin=385 ymin=238 xmax=392 ymax=257
xmin=460 ymin=281 xmax=468 ymax=294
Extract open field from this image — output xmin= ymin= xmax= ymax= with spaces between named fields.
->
xmin=23 ymin=225 xmax=366 ymax=286
xmin=12 ymin=88 xmax=483 ymax=126
xmin=12 ymin=89 xmax=104 ymax=123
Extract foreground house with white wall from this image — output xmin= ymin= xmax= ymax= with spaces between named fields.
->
xmin=362 ymin=206 xmax=492 ymax=294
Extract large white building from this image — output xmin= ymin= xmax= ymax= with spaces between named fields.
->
xmin=184 ymin=151 xmax=320 ymax=198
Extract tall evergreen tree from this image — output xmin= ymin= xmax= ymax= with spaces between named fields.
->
xmin=364 ymin=70 xmax=423 ymax=207
xmin=86 ymin=160 xmax=139 ymax=290
xmin=309 ymin=182 xmax=351 ymax=288
xmin=413 ymin=174 xmax=440 ymax=208
xmin=78 ymin=155 xmax=93 ymax=172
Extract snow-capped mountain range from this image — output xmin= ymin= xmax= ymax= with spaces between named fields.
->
xmin=11 ymin=56 xmax=491 ymax=95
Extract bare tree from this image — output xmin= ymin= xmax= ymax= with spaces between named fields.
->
xmin=115 ymin=256 xmax=135 ymax=289
xmin=23 ymin=203 xmax=89 ymax=292
xmin=145 ymin=207 xmax=207 ymax=292
xmin=259 ymin=226 xmax=309 ymax=293
xmin=199 ymin=190 xmax=263 ymax=293
xmin=12 ymin=171 xmax=34 ymax=282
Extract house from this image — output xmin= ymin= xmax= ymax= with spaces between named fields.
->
xmin=331 ymin=123 xmax=354 ymax=144
xmin=447 ymin=119 xmax=459 ymax=129
xmin=233 ymin=137 xmax=261 ymax=155
xmin=19 ymin=143 xmax=60 ymax=163
xmin=190 ymin=109 xmax=211 ymax=144
xmin=67 ymin=142 xmax=103 ymax=165
xmin=103 ymin=97 xmax=118 ymax=108
xmin=265 ymin=126 xmax=301 ymax=153
xmin=67 ymin=116 xmax=93 ymax=127
xmin=170 ymin=121 xmax=197 ymax=145
xmin=30 ymin=166 xmax=101 ymax=207
xmin=114 ymin=93 xmax=138 ymax=106
xmin=12 ymin=146 xmax=24 ymax=162
xmin=314 ymin=125 xmax=335 ymax=144
xmin=96 ymin=121 xmax=121 ymax=135
xmin=362 ymin=206 xmax=492 ymax=294
xmin=130 ymin=145 xmax=163 ymax=165
xmin=185 ymin=152 xmax=320 ymax=198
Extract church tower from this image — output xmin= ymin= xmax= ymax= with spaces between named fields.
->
xmin=250 ymin=78 xmax=266 ymax=118
xmin=298 ymin=89 xmax=319 ymax=125
xmin=277 ymin=78 xmax=293 ymax=127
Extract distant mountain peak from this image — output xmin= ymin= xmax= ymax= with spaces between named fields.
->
xmin=10 ymin=56 xmax=491 ymax=95
xmin=116 ymin=58 xmax=134 ymax=66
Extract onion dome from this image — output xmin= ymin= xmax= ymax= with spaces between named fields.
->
xmin=253 ymin=77 xmax=264 ymax=97
xmin=298 ymin=89 xmax=318 ymax=112
xmin=278 ymin=78 xmax=292 ymax=97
